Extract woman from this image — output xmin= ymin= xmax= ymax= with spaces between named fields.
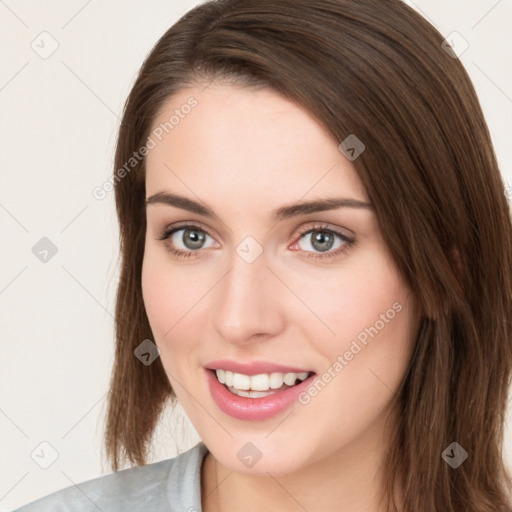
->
xmin=15 ymin=0 xmax=512 ymax=511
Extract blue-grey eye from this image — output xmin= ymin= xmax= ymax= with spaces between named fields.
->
xmin=298 ymin=230 xmax=345 ymax=253
xmin=171 ymin=228 xmax=214 ymax=250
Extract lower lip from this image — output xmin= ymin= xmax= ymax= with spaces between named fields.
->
xmin=205 ymin=369 xmax=316 ymax=421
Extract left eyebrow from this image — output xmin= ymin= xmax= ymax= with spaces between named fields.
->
xmin=272 ymin=197 xmax=373 ymax=220
xmin=145 ymin=192 xmax=373 ymax=220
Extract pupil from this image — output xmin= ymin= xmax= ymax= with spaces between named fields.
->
xmin=183 ymin=229 xmax=205 ymax=249
xmin=312 ymin=231 xmax=333 ymax=252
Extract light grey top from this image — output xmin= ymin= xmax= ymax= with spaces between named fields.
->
xmin=13 ymin=442 xmax=209 ymax=512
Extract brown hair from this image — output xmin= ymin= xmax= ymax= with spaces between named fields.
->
xmin=104 ymin=0 xmax=512 ymax=510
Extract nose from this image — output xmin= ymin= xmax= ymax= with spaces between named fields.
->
xmin=212 ymin=247 xmax=286 ymax=345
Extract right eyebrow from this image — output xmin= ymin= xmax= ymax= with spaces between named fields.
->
xmin=145 ymin=192 xmax=216 ymax=217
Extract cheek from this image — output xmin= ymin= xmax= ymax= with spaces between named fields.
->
xmin=141 ymin=245 xmax=221 ymax=377
xmin=305 ymin=265 xmax=416 ymax=420
xmin=290 ymin=255 xmax=412 ymax=351
xmin=298 ymin=253 xmax=417 ymax=400
xmin=141 ymin=248 xmax=202 ymax=348
xmin=317 ymin=300 xmax=415 ymax=442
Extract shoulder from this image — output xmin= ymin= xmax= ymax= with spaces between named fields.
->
xmin=12 ymin=442 xmax=208 ymax=512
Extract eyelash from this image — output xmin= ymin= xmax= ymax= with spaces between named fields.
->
xmin=155 ymin=221 xmax=356 ymax=261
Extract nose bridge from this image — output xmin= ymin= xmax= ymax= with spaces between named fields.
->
xmin=212 ymin=245 xmax=283 ymax=343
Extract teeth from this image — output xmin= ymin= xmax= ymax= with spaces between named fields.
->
xmin=284 ymin=373 xmax=298 ymax=386
xmin=229 ymin=388 xmax=280 ymax=398
xmin=270 ymin=372 xmax=284 ymax=389
xmin=251 ymin=373 xmax=269 ymax=391
xmin=215 ymin=369 xmax=309 ymax=392
xmin=216 ymin=369 xmax=226 ymax=384
xmin=233 ymin=373 xmax=250 ymax=390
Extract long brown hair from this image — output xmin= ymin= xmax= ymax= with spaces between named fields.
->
xmin=104 ymin=1 xmax=512 ymax=510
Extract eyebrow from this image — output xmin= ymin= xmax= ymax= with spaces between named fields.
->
xmin=145 ymin=192 xmax=373 ymax=221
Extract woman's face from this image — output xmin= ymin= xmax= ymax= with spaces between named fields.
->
xmin=142 ymin=83 xmax=419 ymax=476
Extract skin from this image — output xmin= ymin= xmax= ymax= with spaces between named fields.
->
xmin=141 ymin=83 xmax=420 ymax=512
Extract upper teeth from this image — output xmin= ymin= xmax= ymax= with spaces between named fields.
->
xmin=215 ymin=370 xmax=309 ymax=391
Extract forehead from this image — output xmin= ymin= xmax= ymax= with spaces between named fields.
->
xmin=145 ymin=84 xmax=368 ymax=208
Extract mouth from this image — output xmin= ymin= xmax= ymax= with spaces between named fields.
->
xmin=204 ymin=361 xmax=316 ymax=420
xmin=212 ymin=369 xmax=312 ymax=398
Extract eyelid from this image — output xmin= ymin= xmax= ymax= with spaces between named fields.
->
xmin=292 ymin=222 xmax=355 ymax=242
xmin=154 ymin=220 xmax=218 ymax=242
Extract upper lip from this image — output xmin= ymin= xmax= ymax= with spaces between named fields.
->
xmin=205 ymin=360 xmax=312 ymax=376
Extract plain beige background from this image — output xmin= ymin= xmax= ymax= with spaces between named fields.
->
xmin=1 ymin=1 xmax=511 ymax=509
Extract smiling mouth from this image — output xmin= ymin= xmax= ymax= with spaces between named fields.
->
xmin=211 ymin=369 xmax=313 ymax=398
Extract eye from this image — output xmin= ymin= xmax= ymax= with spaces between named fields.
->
xmin=290 ymin=224 xmax=355 ymax=260
xmin=155 ymin=222 xmax=217 ymax=259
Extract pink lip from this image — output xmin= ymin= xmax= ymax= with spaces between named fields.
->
xmin=205 ymin=359 xmax=310 ymax=376
xmin=205 ymin=368 xmax=316 ymax=421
